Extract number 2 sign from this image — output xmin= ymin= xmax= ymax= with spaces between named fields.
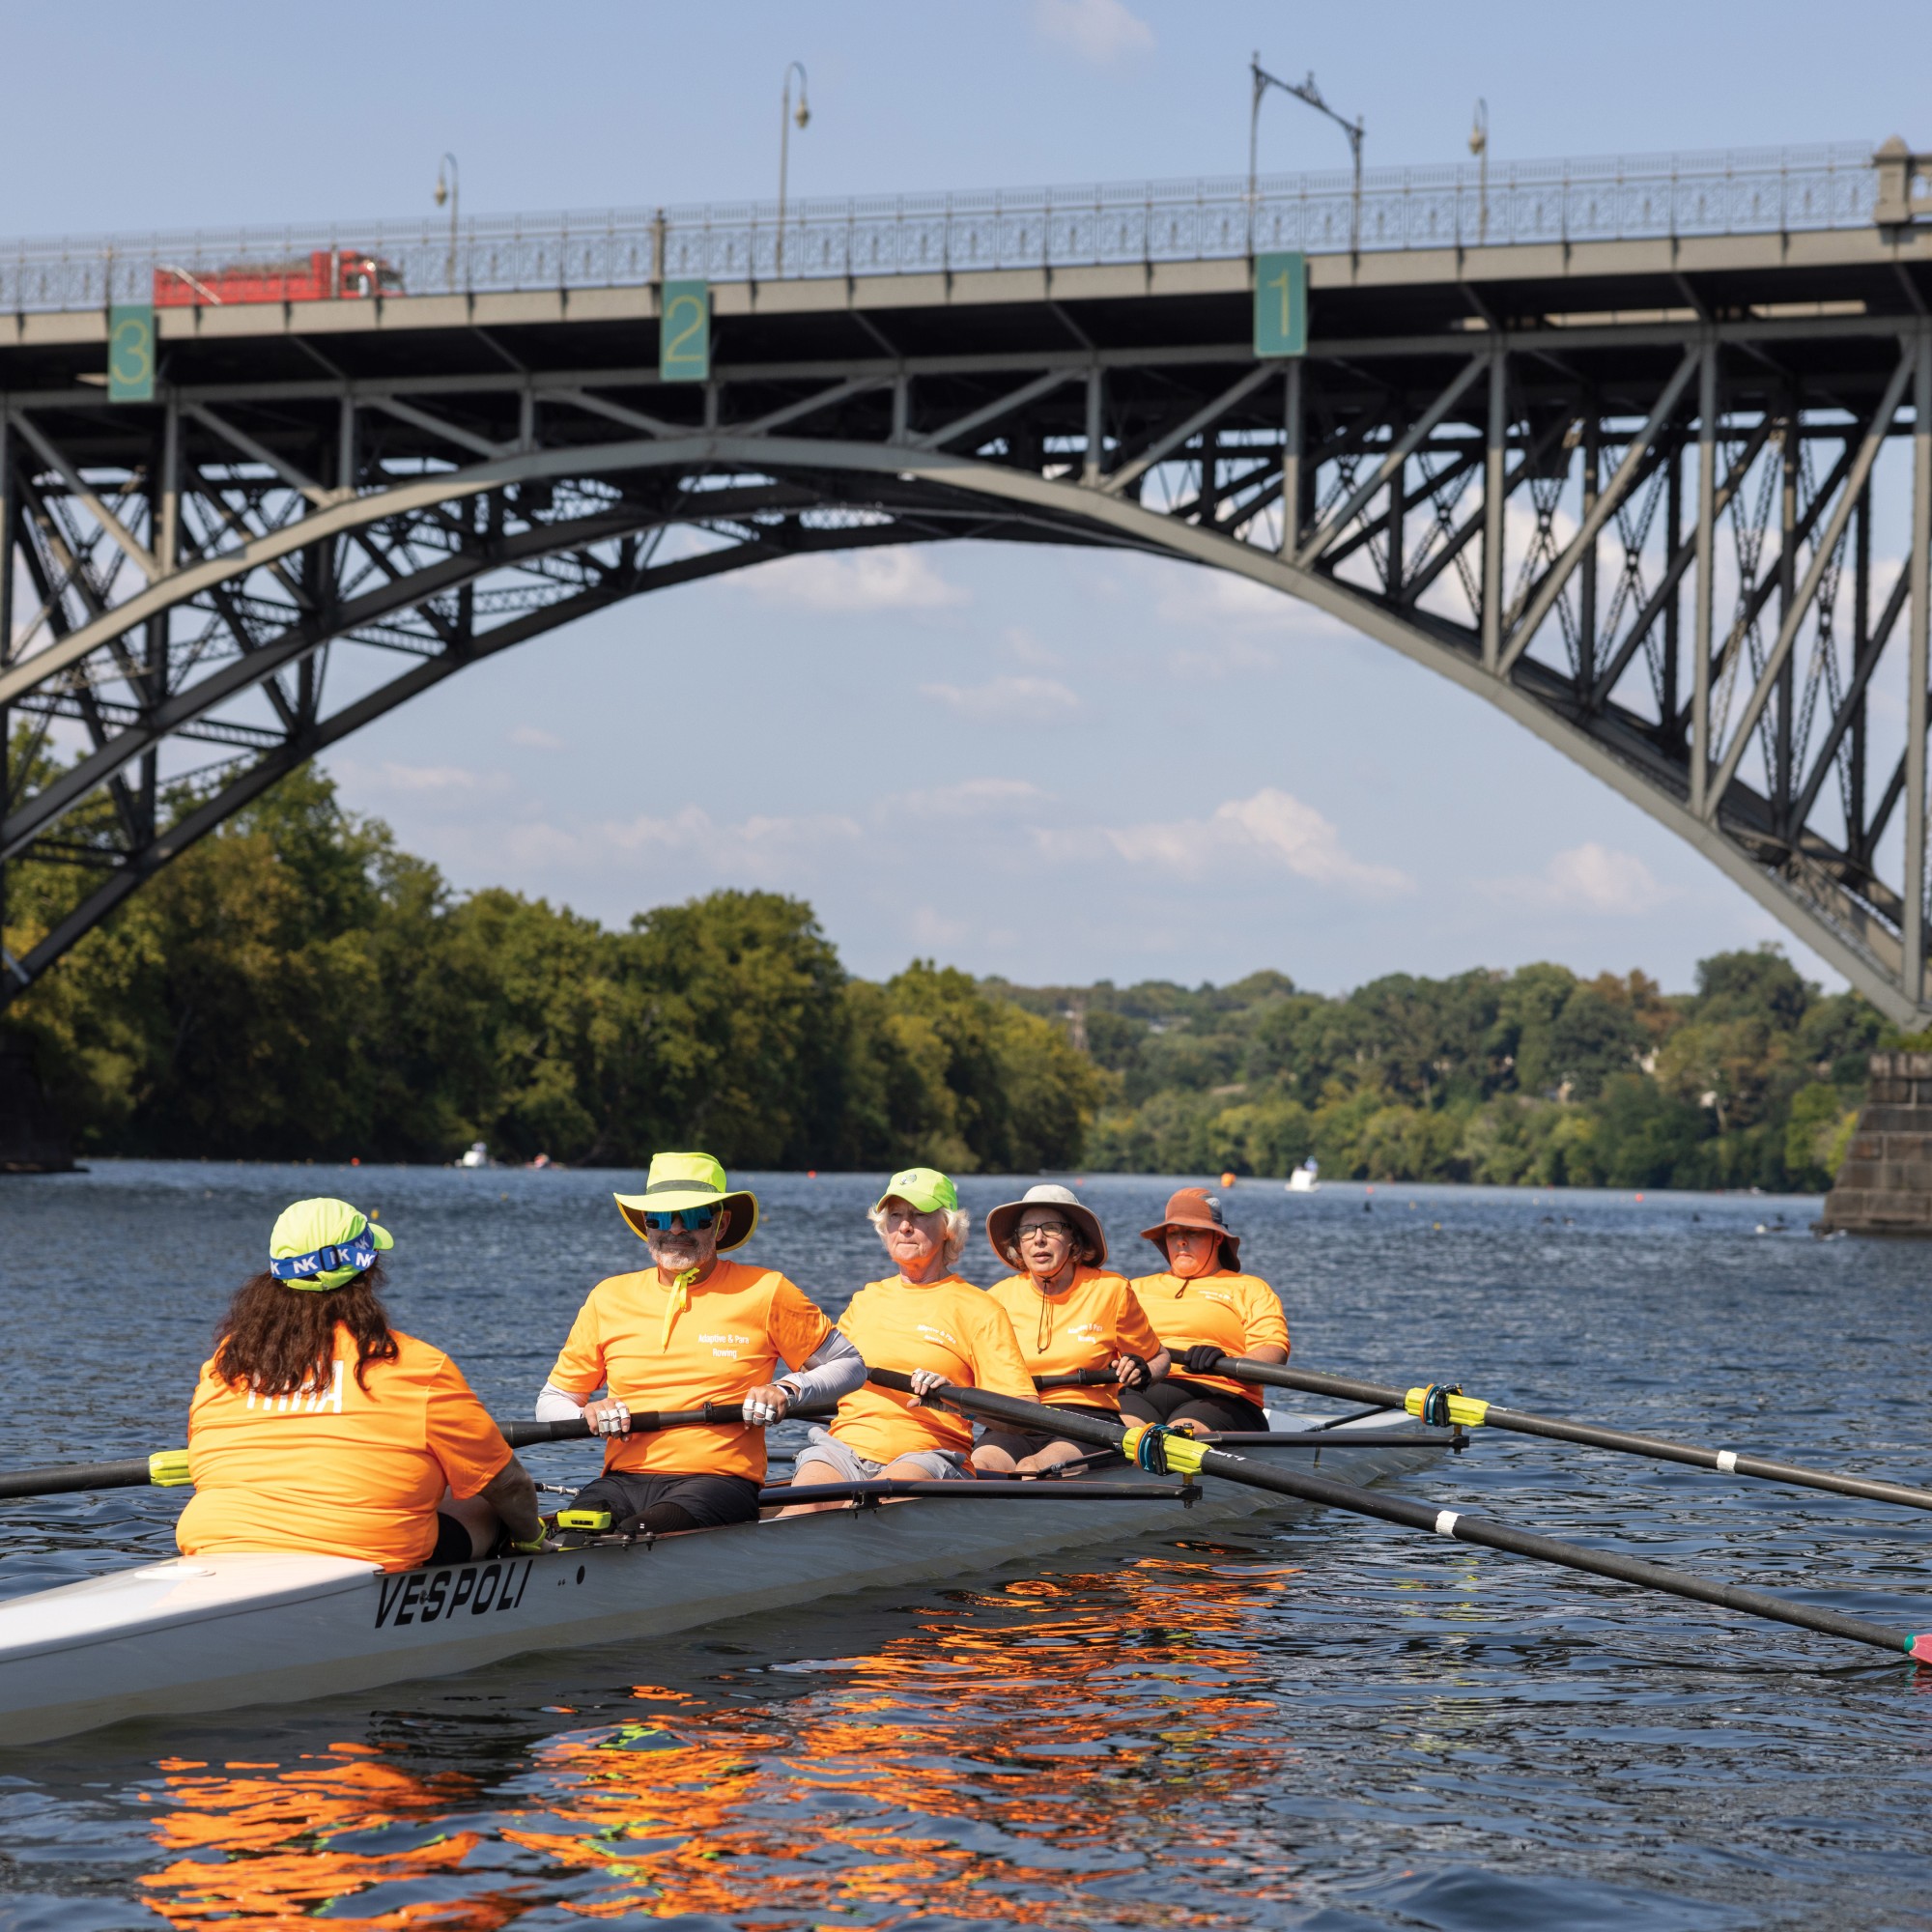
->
xmin=660 ymin=281 xmax=711 ymax=383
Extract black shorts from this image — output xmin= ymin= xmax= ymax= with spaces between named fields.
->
xmin=977 ymin=1422 xmax=1086 ymax=1462
xmin=429 ymin=1511 xmax=476 ymax=1566
xmin=1121 ymin=1381 xmax=1268 ymax=1435
xmin=566 ymin=1469 xmax=762 ymax=1531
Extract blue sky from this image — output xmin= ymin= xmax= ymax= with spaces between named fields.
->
xmin=4 ymin=0 xmax=1924 ymax=994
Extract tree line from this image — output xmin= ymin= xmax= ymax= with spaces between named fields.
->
xmin=4 ymin=756 xmax=1892 ymax=1187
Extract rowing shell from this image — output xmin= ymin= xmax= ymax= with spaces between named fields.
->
xmin=0 ymin=1408 xmax=1446 ymax=1747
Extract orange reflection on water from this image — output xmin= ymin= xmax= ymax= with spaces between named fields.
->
xmin=137 ymin=1742 xmax=522 ymax=1931
xmin=502 ymin=1553 xmax=1305 ymax=1925
xmin=125 ymin=1549 xmax=1309 ymax=1929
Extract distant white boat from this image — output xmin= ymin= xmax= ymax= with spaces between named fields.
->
xmin=458 ymin=1141 xmax=490 ymax=1169
xmin=1287 ymin=1158 xmax=1320 ymax=1194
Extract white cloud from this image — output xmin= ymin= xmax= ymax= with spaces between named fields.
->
xmin=370 ymin=762 xmax=503 ymax=794
xmin=922 ymin=675 xmax=1079 ymax=723
xmin=1481 ymin=841 xmax=1672 ymax=915
xmin=888 ymin=778 xmax=1052 ymax=819
xmin=910 ymin=906 xmax=972 ymax=949
xmin=1035 ymin=0 xmax=1153 ymax=61
xmin=503 ymin=805 xmax=862 ymax=880
xmin=1039 ymin=786 xmax=1413 ymax=897
xmin=509 ymin=725 xmax=565 ymax=752
xmin=745 ymin=548 xmax=966 ymax=612
xmin=1001 ymin=625 xmax=1062 ymax=667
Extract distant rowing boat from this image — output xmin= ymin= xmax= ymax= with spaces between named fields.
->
xmin=0 ymin=1408 xmax=1445 ymax=1747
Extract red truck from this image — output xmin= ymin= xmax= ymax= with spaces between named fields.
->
xmin=153 ymin=248 xmax=405 ymax=307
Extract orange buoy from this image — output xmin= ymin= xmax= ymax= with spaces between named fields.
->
xmin=1219 ymin=1171 xmax=1237 ymax=1189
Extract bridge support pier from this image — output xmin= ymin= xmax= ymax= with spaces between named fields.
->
xmin=1818 ymin=1053 xmax=1932 ymax=1236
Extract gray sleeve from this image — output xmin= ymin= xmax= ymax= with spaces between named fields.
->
xmin=778 ymin=1328 xmax=867 ymax=1406
xmin=535 ymin=1380 xmax=589 ymax=1422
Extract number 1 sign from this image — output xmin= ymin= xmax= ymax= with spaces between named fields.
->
xmin=1252 ymin=252 xmax=1308 ymax=359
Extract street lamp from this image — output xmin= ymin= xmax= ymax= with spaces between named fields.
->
xmin=1247 ymin=52 xmax=1365 ymax=258
xmin=433 ymin=152 xmax=460 ymax=293
xmin=1469 ymin=99 xmax=1490 ymax=244
xmin=777 ymin=62 xmax=810 ymax=275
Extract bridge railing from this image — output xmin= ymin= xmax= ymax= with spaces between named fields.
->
xmin=0 ymin=141 xmax=1886 ymax=316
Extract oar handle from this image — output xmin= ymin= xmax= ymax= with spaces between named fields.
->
xmin=500 ymin=1398 xmax=837 ymax=1449
xmin=1033 ymin=1369 xmax=1119 ymax=1388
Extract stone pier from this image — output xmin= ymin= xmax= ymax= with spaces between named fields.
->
xmin=1816 ymin=1051 xmax=1932 ymax=1235
xmin=0 ymin=1032 xmax=72 ymax=1173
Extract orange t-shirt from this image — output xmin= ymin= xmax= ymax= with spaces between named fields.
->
xmin=1129 ymin=1270 xmax=1291 ymax=1405
xmin=546 ymin=1259 xmax=834 ymax=1483
xmin=828 ymin=1274 xmax=1036 ymax=1463
xmin=985 ymin=1265 xmax=1164 ymax=1416
xmin=177 ymin=1326 xmax=511 ymax=1572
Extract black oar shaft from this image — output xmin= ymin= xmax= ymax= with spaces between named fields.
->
xmin=864 ymin=1369 xmax=1924 ymax=1660
xmin=1216 ymin=1358 xmax=1932 ymax=1516
xmin=0 ymin=1402 xmax=839 ymax=1501
xmin=0 ymin=1458 xmax=155 ymax=1500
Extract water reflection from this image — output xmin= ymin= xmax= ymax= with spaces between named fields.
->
xmin=128 ymin=1549 xmax=1318 ymax=1929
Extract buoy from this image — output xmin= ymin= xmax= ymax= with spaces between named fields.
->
xmin=1220 ymin=1171 xmax=1237 ymax=1189
xmin=807 ymin=1169 xmax=817 ymax=1179
xmin=350 ymin=1156 xmax=360 ymax=1167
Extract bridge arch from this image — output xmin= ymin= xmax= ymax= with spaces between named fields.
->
xmin=5 ymin=165 xmax=1931 ymax=1017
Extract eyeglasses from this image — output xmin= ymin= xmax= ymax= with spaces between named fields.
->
xmin=642 ymin=1207 xmax=717 ymax=1233
xmin=1017 ymin=1219 xmax=1074 ymax=1241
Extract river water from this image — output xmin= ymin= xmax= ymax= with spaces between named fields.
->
xmin=3 ymin=1161 xmax=1932 ymax=1930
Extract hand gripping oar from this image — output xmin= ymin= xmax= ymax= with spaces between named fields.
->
xmin=866 ymin=1369 xmax=1932 ymax=1662
xmin=0 ymin=1402 xmax=839 ymax=1502
xmin=1196 ymin=1354 xmax=1932 ymax=1518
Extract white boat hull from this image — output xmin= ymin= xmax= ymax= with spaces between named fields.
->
xmin=0 ymin=1409 xmax=1442 ymax=1747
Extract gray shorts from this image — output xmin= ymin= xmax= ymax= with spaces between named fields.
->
xmin=793 ymin=1425 xmax=968 ymax=1483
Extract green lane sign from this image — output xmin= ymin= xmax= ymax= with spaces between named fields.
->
xmin=107 ymin=304 xmax=156 ymax=402
xmin=1252 ymin=252 xmax=1308 ymax=358
xmin=659 ymin=280 xmax=711 ymax=383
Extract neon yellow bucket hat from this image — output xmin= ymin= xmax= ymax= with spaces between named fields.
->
xmin=614 ymin=1151 xmax=759 ymax=1251
xmin=270 ymin=1197 xmax=392 ymax=1292
xmin=871 ymin=1166 xmax=958 ymax=1215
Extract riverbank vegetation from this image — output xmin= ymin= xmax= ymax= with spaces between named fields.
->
xmin=4 ymin=762 xmax=1888 ymax=1187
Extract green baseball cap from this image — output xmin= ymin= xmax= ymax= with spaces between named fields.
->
xmin=872 ymin=1167 xmax=958 ymax=1215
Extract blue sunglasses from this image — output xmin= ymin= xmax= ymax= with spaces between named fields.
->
xmin=641 ymin=1206 xmax=717 ymax=1233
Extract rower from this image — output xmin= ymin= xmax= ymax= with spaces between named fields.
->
xmin=978 ymin=1183 xmax=1168 ymax=1474
xmin=782 ymin=1168 xmax=1035 ymax=1510
xmin=177 ymin=1199 xmax=542 ymax=1570
xmin=1124 ymin=1187 xmax=1289 ymax=1435
xmin=536 ymin=1152 xmax=863 ymax=1535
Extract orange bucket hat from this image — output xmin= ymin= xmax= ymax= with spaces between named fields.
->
xmin=1140 ymin=1186 xmax=1240 ymax=1264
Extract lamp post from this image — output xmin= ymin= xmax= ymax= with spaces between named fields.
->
xmin=777 ymin=61 xmax=810 ymax=275
xmin=433 ymin=153 xmax=460 ymax=293
xmin=1470 ymin=99 xmax=1490 ymax=244
xmin=1247 ymin=52 xmax=1365 ymax=258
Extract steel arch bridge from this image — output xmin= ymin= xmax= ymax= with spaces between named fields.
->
xmin=5 ymin=141 xmax=1932 ymax=1017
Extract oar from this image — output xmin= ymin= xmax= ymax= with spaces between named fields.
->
xmin=1034 ymin=1369 xmax=1120 ymax=1389
xmin=766 ymin=1477 xmax=1200 ymax=1506
xmin=1196 ymin=1353 xmax=1932 ymax=1517
xmin=867 ymin=1369 xmax=1931 ymax=1661
xmin=0 ymin=1401 xmax=839 ymax=1502
xmin=501 ymin=1400 xmax=834 ymax=1449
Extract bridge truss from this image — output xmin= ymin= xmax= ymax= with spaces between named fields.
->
xmin=4 ymin=208 xmax=1932 ymax=1017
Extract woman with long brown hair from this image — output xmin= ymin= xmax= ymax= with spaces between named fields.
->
xmin=176 ymin=1198 xmax=541 ymax=1571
